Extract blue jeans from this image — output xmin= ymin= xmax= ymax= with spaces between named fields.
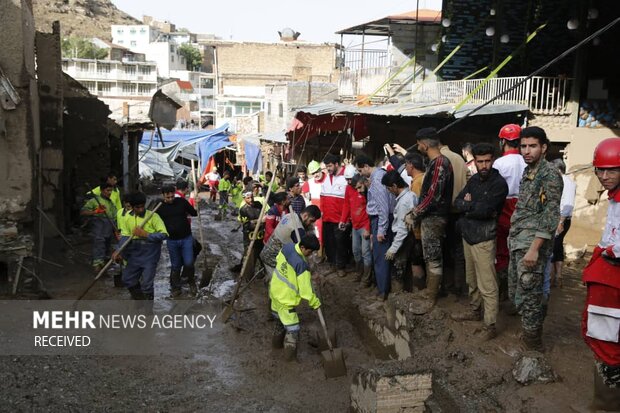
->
xmin=352 ymin=227 xmax=372 ymax=266
xmin=167 ymin=235 xmax=195 ymax=272
xmin=370 ymin=215 xmax=393 ymax=295
xmin=122 ymin=241 xmax=162 ymax=295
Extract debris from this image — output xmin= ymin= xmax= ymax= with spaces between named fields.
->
xmin=512 ymin=352 xmax=558 ymax=385
xmin=350 ymin=363 xmax=432 ymax=413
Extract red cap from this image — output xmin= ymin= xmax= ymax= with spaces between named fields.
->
xmin=498 ymin=124 xmax=522 ymax=141
xmin=593 ymin=138 xmax=620 ymax=168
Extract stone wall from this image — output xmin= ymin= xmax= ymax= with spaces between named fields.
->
xmin=0 ymin=0 xmax=40 ymax=223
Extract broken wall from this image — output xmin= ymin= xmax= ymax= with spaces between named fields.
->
xmin=36 ymin=21 xmax=65 ymax=232
xmin=0 ymin=0 xmax=40 ymax=223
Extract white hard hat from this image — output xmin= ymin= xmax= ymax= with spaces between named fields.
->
xmin=344 ymin=164 xmax=357 ymax=179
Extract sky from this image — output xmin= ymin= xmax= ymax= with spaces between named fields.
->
xmin=111 ymin=0 xmax=443 ymax=44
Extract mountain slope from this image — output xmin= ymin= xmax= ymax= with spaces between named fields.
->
xmin=32 ymin=0 xmax=139 ymax=40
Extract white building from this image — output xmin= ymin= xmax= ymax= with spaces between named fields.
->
xmin=62 ymin=58 xmax=158 ymax=98
xmin=111 ymin=24 xmax=159 ymax=54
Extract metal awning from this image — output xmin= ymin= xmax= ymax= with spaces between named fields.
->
xmin=241 ymin=131 xmax=288 ymax=144
xmin=336 ymin=9 xmax=441 ymax=36
xmin=292 ymin=101 xmax=528 ymax=119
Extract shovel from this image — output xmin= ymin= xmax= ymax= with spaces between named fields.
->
xmin=316 ymin=307 xmax=346 ymax=378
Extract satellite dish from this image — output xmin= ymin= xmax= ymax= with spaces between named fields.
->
xmin=278 ymin=28 xmax=301 ymax=41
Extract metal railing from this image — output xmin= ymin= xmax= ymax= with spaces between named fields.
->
xmin=410 ymin=76 xmax=572 ymax=114
xmin=342 ymin=49 xmax=389 ymax=71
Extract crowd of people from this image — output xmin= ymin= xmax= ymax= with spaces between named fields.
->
xmin=80 ymin=128 xmax=620 ymax=409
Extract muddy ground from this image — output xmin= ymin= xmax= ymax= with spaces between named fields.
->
xmin=0 ymin=198 xmax=598 ymax=412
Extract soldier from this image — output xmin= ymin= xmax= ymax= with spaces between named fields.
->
xmin=405 ymin=128 xmax=454 ymax=310
xmin=582 ymin=137 xmax=620 ymax=410
xmin=508 ymin=126 xmax=563 ymax=351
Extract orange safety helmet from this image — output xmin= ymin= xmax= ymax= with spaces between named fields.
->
xmin=498 ymin=124 xmax=522 ymax=141
xmin=593 ymin=137 xmax=620 ymax=168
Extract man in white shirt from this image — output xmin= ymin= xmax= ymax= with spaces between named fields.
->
xmin=549 ymin=158 xmax=576 ymax=287
xmin=493 ymin=124 xmax=526 ymax=301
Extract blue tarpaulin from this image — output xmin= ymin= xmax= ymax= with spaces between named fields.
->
xmin=244 ymin=140 xmax=262 ymax=174
xmin=141 ymin=123 xmax=230 ymax=148
xmin=139 ymin=123 xmax=233 ymax=177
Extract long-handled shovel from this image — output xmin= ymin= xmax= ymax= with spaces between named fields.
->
xmin=288 ymin=208 xmax=343 ymax=372
xmin=76 ymin=202 xmax=163 ymax=301
xmin=190 ymin=160 xmax=213 ymax=289
xmin=317 ymin=307 xmax=347 ymax=378
xmin=220 ymin=171 xmax=277 ymax=323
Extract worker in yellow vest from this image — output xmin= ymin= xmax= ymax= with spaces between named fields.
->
xmin=269 ymin=234 xmax=321 ymax=361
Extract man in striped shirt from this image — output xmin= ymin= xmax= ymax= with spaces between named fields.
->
xmin=355 ymin=154 xmax=395 ymax=297
xmin=405 ymin=128 xmax=453 ymax=310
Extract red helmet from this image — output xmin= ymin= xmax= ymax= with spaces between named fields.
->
xmin=498 ymin=124 xmax=521 ymax=141
xmin=593 ymin=138 xmax=620 ymax=168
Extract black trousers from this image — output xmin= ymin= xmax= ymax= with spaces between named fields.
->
xmin=322 ymin=222 xmax=347 ymax=268
xmin=552 ymin=218 xmax=571 ymax=262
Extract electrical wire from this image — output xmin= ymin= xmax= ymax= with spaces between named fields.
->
xmin=435 ymin=16 xmax=620 ymax=136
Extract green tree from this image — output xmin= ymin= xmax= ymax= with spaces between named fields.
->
xmin=178 ymin=44 xmax=202 ymax=71
xmin=61 ymin=37 xmax=108 ymax=60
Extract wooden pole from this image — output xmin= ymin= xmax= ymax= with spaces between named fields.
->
xmin=220 ymin=171 xmax=277 ymax=323
xmin=190 ymin=159 xmax=211 ymax=287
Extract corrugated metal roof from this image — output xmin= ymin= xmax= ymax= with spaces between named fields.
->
xmin=292 ymin=101 xmax=528 ymax=119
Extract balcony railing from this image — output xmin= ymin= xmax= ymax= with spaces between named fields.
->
xmin=411 ymin=76 xmax=572 ymax=114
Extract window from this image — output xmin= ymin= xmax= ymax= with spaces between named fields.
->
xmin=278 ymin=103 xmax=284 ymax=118
xmin=225 ymin=106 xmax=233 ymax=118
xmin=268 ymin=102 xmax=272 ymax=115
xmin=97 ymin=83 xmax=111 ymax=94
xmin=62 ymin=61 xmax=68 ymax=71
xmin=117 ymin=40 xmax=124 ymax=44
xmin=138 ymin=84 xmax=153 ymax=95
xmin=83 ymin=81 xmax=96 ymax=94
xmin=79 ymin=62 xmax=90 ymax=72
xmin=116 ymin=29 xmax=123 ymax=34
xmin=130 ymin=29 xmax=136 ymax=34
xmin=170 ymin=45 xmax=175 ymax=53
xmin=140 ymin=28 xmax=146 ymax=34
xmin=97 ymin=63 xmax=110 ymax=73
xmin=130 ymin=40 xmax=137 ymax=47
xmin=124 ymin=65 xmax=136 ymax=75
xmin=139 ymin=66 xmax=152 ymax=75
xmin=200 ymin=78 xmax=214 ymax=89
xmin=122 ymin=83 xmax=134 ymax=94
xmin=232 ymin=101 xmax=261 ymax=116
xmin=171 ymin=55 xmax=174 ymax=62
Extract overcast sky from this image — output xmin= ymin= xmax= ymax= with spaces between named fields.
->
xmin=111 ymin=0 xmax=443 ymax=43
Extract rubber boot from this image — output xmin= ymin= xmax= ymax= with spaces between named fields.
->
xmin=592 ymin=365 xmax=620 ymax=411
xmin=521 ymin=328 xmax=544 ymax=352
xmin=361 ymin=266 xmax=372 ymax=288
xmin=170 ymin=270 xmax=182 ymax=297
xmin=450 ymin=308 xmax=482 ymax=322
xmin=353 ymin=262 xmax=363 ymax=282
xmin=183 ymin=266 xmax=198 ymax=296
xmin=479 ymin=324 xmax=497 ymax=342
xmin=497 ymin=269 xmax=509 ymax=302
xmin=283 ymin=331 xmax=299 ymax=362
xmin=128 ymin=285 xmax=144 ymax=300
xmin=113 ymin=271 xmax=123 ymax=288
xmin=425 ymin=265 xmax=442 ymax=306
xmin=272 ymin=321 xmax=286 ymax=349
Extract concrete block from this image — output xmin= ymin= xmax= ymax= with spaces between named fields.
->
xmin=351 ymin=364 xmax=432 ymax=413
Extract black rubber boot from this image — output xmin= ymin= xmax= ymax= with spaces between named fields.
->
xmin=592 ymin=364 xmax=620 ymax=411
xmin=272 ymin=321 xmax=286 ymax=349
xmin=170 ymin=270 xmax=182 ymax=297
xmin=521 ymin=328 xmax=544 ymax=352
xmin=128 ymin=285 xmax=144 ymax=300
xmin=113 ymin=271 xmax=123 ymax=288
xmin=183 ymin=266 xmax=198 ymax=296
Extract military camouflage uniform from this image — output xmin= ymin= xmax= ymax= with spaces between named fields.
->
xmin=508 ymin=158 xmax=563 ymax=333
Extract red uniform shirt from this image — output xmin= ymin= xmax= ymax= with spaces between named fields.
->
xmin=340 ymin=185 xmax=370 ymax=231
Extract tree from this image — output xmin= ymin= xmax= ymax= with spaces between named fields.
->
xmin=178 ymin=44 xmax=203 ymax=71
xmin=61 ymin=37 xmax=108 ymax=60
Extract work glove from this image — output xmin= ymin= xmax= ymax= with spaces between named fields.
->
xmin=404 ymin=210 xmax=418 ymax=231
xmin=385 ymin=251 xmax=395 ymax=261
